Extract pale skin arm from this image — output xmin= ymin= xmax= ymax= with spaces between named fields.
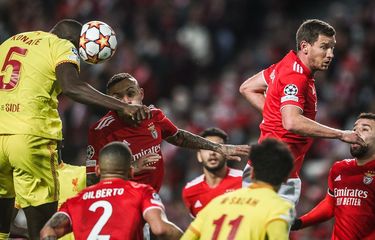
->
xmin=56 ymin=63 xmax=151 ymax=121
xmin=144 ymin=208 xmax=183 ymax=240
xmin=40 ymin=213 xmax=72 ymax=240
xmin=165 ymin=129 xmax=250 ymax=161
xmin=239 ymin=71 xmax=267 ymax=113
xmin=281 ymin=106 xmax=366 ymax=145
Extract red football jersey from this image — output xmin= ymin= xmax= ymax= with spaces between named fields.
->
xmin=327 ymin=159 xmax=375 ymax=240
xmin=86 ymin=107 xmax=178 ymax=192
xmin=258 ymin=50 xmax=317 ymax=177
xmin=182 ymin=168 xmax=242 ymax=217
xmin=58 ymin=178 xmax=165 ymax=240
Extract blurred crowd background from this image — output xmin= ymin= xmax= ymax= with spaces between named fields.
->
xmin=1 ymin=0 xmax=375 ymax=239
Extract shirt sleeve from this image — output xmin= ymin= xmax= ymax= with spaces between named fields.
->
xmin=57 ymin=200 xmax=73 ymax=224
xmin=86 ymin=128 xmax=105 ymax=174
xmin=142 ymin=185 xmax=165 ymax=217
xmin=154 ymin=110 xmax=178 ymax=138
xmin=265 ymin=220 xmax=289 ymax=240
xmin=262 ymin=64 xmax=276 ymax=85
xmin=181 ymin=188 xmax=194 ymax=217
xmin=278 ymin=72 xmax=308 ymax=111
xmin=184 ymin=204 xmax=210 ymax=239
xmin=51 ymin=38 xmax=80 ymax=71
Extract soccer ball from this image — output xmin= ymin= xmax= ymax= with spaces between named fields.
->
xmin=79 ymin=21 xmax=117 ymax=64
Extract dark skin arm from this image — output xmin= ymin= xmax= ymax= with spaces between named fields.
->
xmin=40 ymin=213 xmax=72 ymax=240
xmin=56 ymin=63 xmax=151 ymax=121
xmin=165 ymin=129 xmax=250 ymax=161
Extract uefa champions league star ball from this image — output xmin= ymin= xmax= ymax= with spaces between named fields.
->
xmin=79 ymin=21 xmax=117 ymax=64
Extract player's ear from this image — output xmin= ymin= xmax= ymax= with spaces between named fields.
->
xmin=95 ymin=165 xmax=101 ymax=177
xmin=300 ymin=41 xmax=309 ymax=54
xmin=128 ymin=168 xmax=134 ymax=179
xmin=197 ymin=151 xmax=203 ymax=163
xmin=140 ymin=88 xmax=145 ymax=100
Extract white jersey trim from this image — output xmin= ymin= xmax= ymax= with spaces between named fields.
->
xmin=95 ymin=115 xmax=115 ymax=130
xmin=142 ymin=206 xmax=165 ymax=218
xmin=184 ymin=175 xmax=204 ymax=189
xmin=292 ymin=61 xmax=304 ymax=74
xmin=280 ymin=104 xmax=304 ymax=114
xmin=261 ymin=70 xmax=269 ymax=86
xmin=228 ymin=168 xmax=243 ymax=177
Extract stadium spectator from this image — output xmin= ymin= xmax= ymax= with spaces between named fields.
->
xmin=239 ymin=19 xmax=365 ymax=204
xmin=40 ymin=141 xmax=183 ymax=240
xmin=181 ymin=138 xmax=295 ymax=240
xmin=291 ymin=113 xmax=375 ymax=239
xmin=182 ymin=127 xmax=242 ymax=218
xmin=0 ymin=19 xmax=151 ymax=240
xmin=86 ymin=73 xmax=250 ymax=190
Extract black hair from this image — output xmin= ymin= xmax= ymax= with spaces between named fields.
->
xmin=99 ymin=141 xmax=132 ymax=171
xmin=106 ymin=73 xmax=138 ymax=93
xmin=358 ymin=112 xmax=375 ymax=121
xmin=200 ymin=127 xmax=228 ymax=143
xmin=250 ymin=138 xmax=294 ymax=186
xmin=296 ymin=19 xmax=335 ymax=50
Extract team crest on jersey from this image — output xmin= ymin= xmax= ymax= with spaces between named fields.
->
xmin=86 ymin=145 xmax=95 ymax=159
xmin=363 ymin=172 xmax=375 ymax=185
xmin=148 ymin=123 xmax=158 ymax=139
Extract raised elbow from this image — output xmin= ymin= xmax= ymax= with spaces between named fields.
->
xmin=239 ymin=83 xmax=249 ymax=96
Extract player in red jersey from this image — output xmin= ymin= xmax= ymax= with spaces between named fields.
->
xmin=182 ymin=127 xmax=242 ymax=218
xmin=40 ymin=141 xmax=183 ymax=240
xmin=291 ymin=113 xmax=375 ymax=239
xmin=86 ymin=73 xmax=250 ymax=191
xmin=239 ymin=19 xmax=365 ymax=204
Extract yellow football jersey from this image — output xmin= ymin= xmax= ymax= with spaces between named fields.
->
xmin=57 ymin=162 xmax=86 ymax=240
xmin=181 ymin=183 xmax=295 ymax=240
xmin=0 ymin=31 xmax=80 ymax=140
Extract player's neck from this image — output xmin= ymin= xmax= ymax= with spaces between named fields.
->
xmin=204 ymin=167 xmax=227 ymax=188
xmin=296 ymin=51 xmax=315 ymax=76
xmin=356 ymin=153 xmax=375 ymax=166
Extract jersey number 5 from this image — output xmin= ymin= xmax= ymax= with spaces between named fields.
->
xmin=88 ymin=200 xmax=113 ymax=240
xmin=0 ymin=47 xmax=28 ymax=90
xmin=212 ymin=214 xmax=244 ymax=240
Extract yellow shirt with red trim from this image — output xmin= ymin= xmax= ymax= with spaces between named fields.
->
xmin=57 ymin=163 xmax=86 ymax=240
xmin=0 ymin=31 xmax=80 ymax=140
xmin=181 ymin=183 xmax=295 ymax=240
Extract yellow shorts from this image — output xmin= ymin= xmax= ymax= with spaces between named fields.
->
xmin=0 ymin=134 xmax=59 ymax=208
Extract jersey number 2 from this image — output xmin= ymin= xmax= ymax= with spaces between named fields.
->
xmin=212 ymin=214 xmax=244 ymax=240
xmin=0 ymin=47 xmax=28 ymax=90
xmin=88 ymin=200 xmax=113 ymax=240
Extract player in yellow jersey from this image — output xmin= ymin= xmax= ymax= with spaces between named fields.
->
xmin=0 ymin=19 xmax=151 ymax=240
xmin=181 ymin=138 xmax=295 ymax=240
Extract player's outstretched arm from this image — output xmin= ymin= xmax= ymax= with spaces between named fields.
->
xmin=291 ymin=193 xmax=335 ymax=231
xmin=144 ymin=208 xmax=183 ymax=240
xmin=165 ymin=129 xmax=250 ymax=161
xmin=40 ymin=213 xmax=71 ymax=240
xmin=281 ymin=106 xmax=366 ymax=146
xmin=56 ymin=63 xmax=151 ymax=122
xmin=239 ymin=71 xmax=267 ymax=113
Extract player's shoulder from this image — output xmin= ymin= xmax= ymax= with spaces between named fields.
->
xmin=184 ymin=174 xmax=205 ymax=190
xmin=277 ymin=52 xmax=308 ymax=78
xmin=90 ymin=111 xmax=117 ymax=132
xmin=149 ymin=105 xmax=166 ymax=119
xmin=332 ymin=158 xmax=356 ymax=169
xmin=227 ymin=168 xmax=243 ymax=178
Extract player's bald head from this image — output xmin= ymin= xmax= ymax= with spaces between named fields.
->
xmin=50 ymin=19 xmax=82 ymax=48
xmin=98 ymin=142 xmax=132 ymax=177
